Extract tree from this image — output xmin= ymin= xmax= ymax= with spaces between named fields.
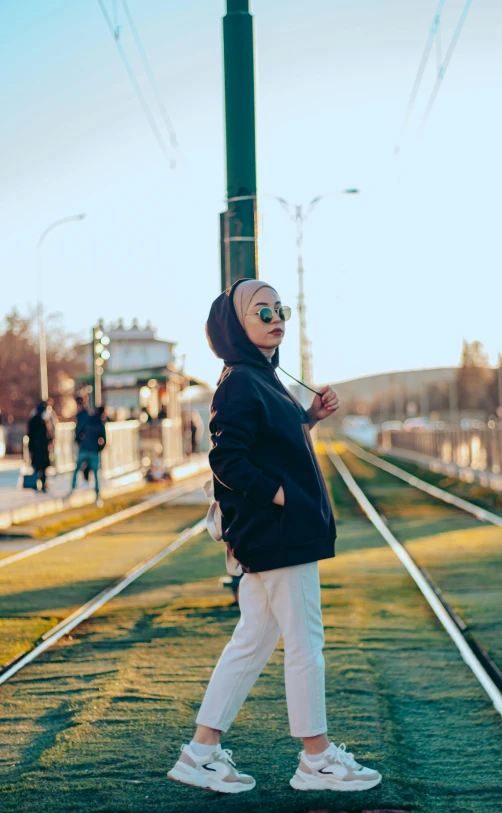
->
xmin=457 ymin=339 xmax=495 ymax=414
xmin=0 ymin=309 xmax=83 ymax=422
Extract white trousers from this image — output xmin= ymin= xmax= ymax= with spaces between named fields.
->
xmin=196 ymin=561 xmax=327 ymax=738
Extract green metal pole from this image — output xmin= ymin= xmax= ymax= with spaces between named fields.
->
xmin=220 ymin=0 xmax=258 ymax=289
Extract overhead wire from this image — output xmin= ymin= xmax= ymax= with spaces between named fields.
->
xmin=119 ymin=0 xmax=178 ymax=152
xmin=96 ymin=0 xmax=175 ymax=168
xmin=394 ymin=0 xmax=447 ymax=155
xmin=436 ymin=18 xmax=443 ymax=75
xmin=419 ymin=0 xmax=474 ymax=131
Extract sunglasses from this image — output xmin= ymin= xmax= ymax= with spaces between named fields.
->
xmin=248 ymin=306 xmax=292 ymax=324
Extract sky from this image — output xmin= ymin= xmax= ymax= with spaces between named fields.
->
xmin=1 ymin=0 xmax=501 ymax=388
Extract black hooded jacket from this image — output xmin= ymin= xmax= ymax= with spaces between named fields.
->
xmin=206 ymin=280 xmax=336 ymax=573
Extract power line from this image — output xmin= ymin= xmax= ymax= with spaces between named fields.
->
xmin=119 ymin=0 xmax=177 ymax=151
xmin=419 ymin=0 xmax=474 ymax=131
xmin=394 ymin=0 xmax=447 ymax=155
xmin=96 ymin=0 xmax=175 ymax=168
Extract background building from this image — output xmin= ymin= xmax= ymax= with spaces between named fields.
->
xmin=75 ymin=320 xmax=179 ymax=419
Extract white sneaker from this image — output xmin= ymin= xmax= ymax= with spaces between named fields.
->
xmin=168 ymin=744 xmax=256 ymax=794
xmin=290 ymin=742 xmax=382 ymax=792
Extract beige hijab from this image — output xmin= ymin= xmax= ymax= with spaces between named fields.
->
xmin=233 ymin=280 xmax=278 ymax=360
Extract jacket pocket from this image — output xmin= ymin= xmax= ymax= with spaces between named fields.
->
xmin=220 ymin=495 xmax=282 ymax=554
xmin=279 ymin=478 xmax=326 ymax=548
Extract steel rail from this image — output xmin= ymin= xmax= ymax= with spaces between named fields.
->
xmin=342 ymin=438 xmax=502 ymax=528
xmin=327 ymin=444 xmax=502 ymax=718
xmin=0 ymin=518 xmax=207 ymax=685
xmin=0 ymin=477 xmax=207 ymax=570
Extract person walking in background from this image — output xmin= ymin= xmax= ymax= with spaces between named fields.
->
xmin=27 ymin=402 xmax=52 ymax=492
xmin=75 ymin=396 xmax=91 ymax=482
xmin=168 ymin=279 xmax=381 ymax=795
xmin=190 ymin=410 xmax=204 ymax=454
xmin=69 ymin=405 xmax=107 ymax=506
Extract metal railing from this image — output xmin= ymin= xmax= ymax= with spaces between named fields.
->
xmin=24 ymin=420 xmax=142 ymax=480
xmin=101 ymin=420 xmax=141 ymax=479
xmin=162 ymin=417 xmax=184 ymax=470
xmin=379 ymin=425 xmax=502 ymax=489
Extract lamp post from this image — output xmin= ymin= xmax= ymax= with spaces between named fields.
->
xmin=36 ymin=214 xmax=86 ymax=401
xmin=275 ymin=190 xmax=359 ymax=385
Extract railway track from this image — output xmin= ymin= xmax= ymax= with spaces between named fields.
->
xmin=327 ymin=439 xmax=502 ymax=717
xmin=0 ymin=517 xmax=207 ymax=685
xmin=0 ymin=475 xmax=208 ymax=570
xmin=1 ymin=448 xmax=501 ymax=812
xmin=0 ymin=476 xmax=209 ymax=684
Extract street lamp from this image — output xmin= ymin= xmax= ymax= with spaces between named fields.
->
xmin=275 ymin=190 xmax=359 ymax=386
xmin=36 ymin=213 xmax=86 ymax=401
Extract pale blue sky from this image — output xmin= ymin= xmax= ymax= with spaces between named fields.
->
xmin=1 ymin=0 xmax=501 ymax=387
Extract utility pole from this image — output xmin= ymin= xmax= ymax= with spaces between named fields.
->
xmin=497 ymin=353 xmax=502 ymax=419
xmin=449 ymin=376 xmax=459 ymax=424
xmin=220 ymin=0 xmax=258 ymax=290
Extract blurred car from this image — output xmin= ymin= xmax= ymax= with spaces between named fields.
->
xmin=403 ymin=417 xmax=430 ymax=432
xmin=460 ymin=419 xmax=486 ymax=431
xmin=380 ymin=420 xmax=403 ymax=432
xmin=341 ymin=415 xmax=378 ymax=448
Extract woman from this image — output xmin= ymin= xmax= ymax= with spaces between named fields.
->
xmin=27 ymin=402 xmax=53 ymax=492
xmin=168 ymin=279 xmax=382 ymax=794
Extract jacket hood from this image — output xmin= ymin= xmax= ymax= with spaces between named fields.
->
xmin=205 ymin=279 xmax=279 ymax=370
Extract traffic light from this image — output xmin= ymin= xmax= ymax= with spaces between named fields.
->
xmin=92 ymin=326 xmax=110 ymax=408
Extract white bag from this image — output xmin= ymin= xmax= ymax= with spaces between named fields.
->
xmin=203 ymin=479 xmax=242 ymax=577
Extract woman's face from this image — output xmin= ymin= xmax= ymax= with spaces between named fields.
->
xmin=243 ymin=287 xmax=285 ymax=352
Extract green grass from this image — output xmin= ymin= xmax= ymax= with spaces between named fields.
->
xmin=336 ymin=446 xmax=502 ymax=672
xmin=377 ymin=450 xmax=502 ymax=516
xmin=0 ymin=457 xmax=501 ymax=813
xmin=0 ymin=503 xmax=206 ymax=666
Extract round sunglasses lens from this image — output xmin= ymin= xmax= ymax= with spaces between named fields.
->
xmin=259 ymin=308 xmax=274 ymax=323
xmin=279 ymin=306 xmax=292 ymax=322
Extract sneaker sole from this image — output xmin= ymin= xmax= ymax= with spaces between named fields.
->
xmin=290 ymin=773 xmax=382 ymax=792
xmin=168 ymin=767 xmax=256 ymax=794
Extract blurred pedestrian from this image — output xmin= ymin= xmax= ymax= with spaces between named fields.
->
xmin=27 ymin=402 xmax=52 ymax=492
xmin=75 ymin=396 xmax=91 ymax=482
xmin=190 ymin=410 xmax=204 ymax=454
xmin=69 ymin=405 xmax=107 ymax=506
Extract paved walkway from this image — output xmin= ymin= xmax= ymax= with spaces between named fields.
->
xmin=0 ymin=455 xmax=209 ymax=530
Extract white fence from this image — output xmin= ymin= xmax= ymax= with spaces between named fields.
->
xmin=0 ymin=426 xmax=6 ymax=458
xmin=24 ymin=420 xmax=142 ymax=480
xmin=162 ymin=377 xmax=185 ymax=469
xmin=101 ymin=420 xmax=141 ymax=479
xmin=380 ymin=425 xmax=502 ymax=491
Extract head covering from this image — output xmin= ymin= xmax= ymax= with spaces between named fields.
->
xmin=205 ymin=279 xmax=280 ymax=371
xmin=232 ymin=280 xmax=276 ymax=328
xmin=232 ymin=279 xmax=278 ymax=360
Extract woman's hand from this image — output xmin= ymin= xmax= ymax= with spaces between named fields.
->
xmin=307 ymin=386 xmax=340 ymax=427
xmin=273 ymin=486 xmax=285 ymax=506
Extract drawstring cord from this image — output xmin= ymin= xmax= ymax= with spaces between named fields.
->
xmin=277 ymin=366 xmax=323 ymax=397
